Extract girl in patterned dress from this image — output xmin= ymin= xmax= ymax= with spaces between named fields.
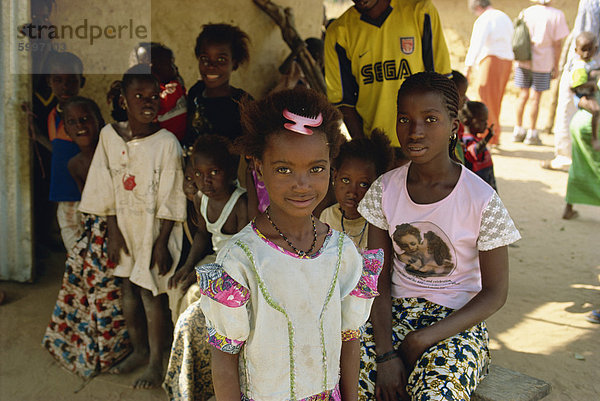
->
xmin=194 ymin=87 xmax=383 ymax=400
xmin=357 ymin=72 xmax=521 ymax=400
xmin=43 ymin=96 xmax=131 ymax=378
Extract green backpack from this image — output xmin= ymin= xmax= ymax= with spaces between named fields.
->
xmin=512 ymin=11 xmax=532 ymax=61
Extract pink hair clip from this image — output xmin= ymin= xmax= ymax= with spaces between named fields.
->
xmin=283 ymin=108 xmax=323 ymax=135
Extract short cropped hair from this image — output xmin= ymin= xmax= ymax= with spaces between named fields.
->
xmin=194 ymin=23 xmax=250 ymax=68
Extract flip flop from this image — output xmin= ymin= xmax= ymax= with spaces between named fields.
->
xmin=586 ymin=310 xmax=600 ymax=324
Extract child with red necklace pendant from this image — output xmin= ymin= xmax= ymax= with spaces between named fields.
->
xmin=190 ymin=87 xmax=383 ymax=401
xmin=79 ymin=64 xmax=186 ymax=389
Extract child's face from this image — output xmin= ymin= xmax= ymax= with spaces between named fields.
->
xmin=192 ymin=153 xmax=233 ymax=200
xmin=197 ymin=41 xmax=235 ymax=90
xmin=467 ymin=110 xmax=488 ymax=134
xmin=48 ymin=71 xmax=82 ymax=104
xmin=183 ymin=162 xmax=198 ymax=201
xmin=396 ymin=90 xmax=458 ymax=164
xmin=333 ymin=157 xmax=377 ymax=220
xmin=63 ymin=103 xmax=100 ymax=149
xmin=122 ymin=78 xmax=160 ymax=125
xmin=255 ymin=130 xmax=330 ymax=219
xmin=576 ymin=37 xmax=597 ymax=61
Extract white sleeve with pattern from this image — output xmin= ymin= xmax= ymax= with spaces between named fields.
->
xmin=357 ymin=176 xmax=388 ymax=231
xmin=477 ymin=192 xmax=521 ymax=251
xmin=197 ymin=245 xmax=251 ymax=355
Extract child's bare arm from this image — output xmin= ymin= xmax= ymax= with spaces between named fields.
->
xmin=168 ymin=216 xmax=210 ymax=291
xmin=211 ymin=348 xmax=241 ymax=400
xmin=588 ymin=69 xmax=600 ymax=80
xmin=151 ymin=219 xmax=175 ymax=275
xmin=107 ymin=215 xmax=129 ymax=263
xmin=398 ymin=246 xmax=508 ymax=370
xmin=340 ymin=106 xmax=365 ymax=139
xmin=339 ymin=339 xmax=360 ymax=401
xmin=475 ymin=124 xmax=494 ymax=155
xmin=67 ymin=157 xmax=85 ymax=193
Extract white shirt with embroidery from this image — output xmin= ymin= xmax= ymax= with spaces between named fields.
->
xmin=197 ymin=223 xmax=383 ymax=400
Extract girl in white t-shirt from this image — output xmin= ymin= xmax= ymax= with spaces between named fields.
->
xmin=357 ymin=72 xmax=521 ymax=401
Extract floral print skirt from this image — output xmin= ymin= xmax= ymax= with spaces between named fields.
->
xmin=42 ymin=214 xmax=130 ymax=377
xmin=164 ymin=300 xmax=214 ymax=401
xmin=359 ymin=297 xmax=489 ymax=400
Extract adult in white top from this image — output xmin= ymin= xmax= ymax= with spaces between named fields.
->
xmin=465 ymin=0 xmax=514 ymax=145
xmin=513 ymin=0 xmax=569 ymax=146
xmin=543 ymin=0 xmax=600 ymax=171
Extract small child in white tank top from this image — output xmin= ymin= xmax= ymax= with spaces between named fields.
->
xmin=167 ymin=135 xmax=248 ymax=320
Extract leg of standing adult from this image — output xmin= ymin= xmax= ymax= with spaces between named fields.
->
xmin=524 ymin=90 xmax=544 ymax=145
xmin=514 ymin=87 xmax=530 ymax=141
xmin=478 ymin=56 xmax=512 ymax=145
xmin=528 ymin=90 xmax=544 ymax=131
xmin=543 ymin=68 xmax=575 ymax=170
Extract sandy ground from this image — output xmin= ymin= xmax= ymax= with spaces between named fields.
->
xmin=2 ymin=1 xmax=599 ymax=400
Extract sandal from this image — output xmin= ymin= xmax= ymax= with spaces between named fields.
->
xmin=586 ymin=310 xmax=600 ymax=324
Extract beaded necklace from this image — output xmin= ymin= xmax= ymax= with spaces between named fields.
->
xmin=340 ymin=208 xmax=367 ymax=246
xmin=265 ymin=207 xmax=317 ymax=257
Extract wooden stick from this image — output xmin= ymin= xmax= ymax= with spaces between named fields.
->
xmin=253 ymin=0 xmax=326 ymax=94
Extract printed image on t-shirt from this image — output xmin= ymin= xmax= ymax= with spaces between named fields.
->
xmin=392 ymin=222 xmax=456 ymax=278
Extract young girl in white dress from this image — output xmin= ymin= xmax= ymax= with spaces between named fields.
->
xmin=197 ymin=87 xmax=383 ymax=400
xmin=357 ymin=72 xmax=521 ymax=400
xmin=79 ymin=64 xmax=186 ymax=389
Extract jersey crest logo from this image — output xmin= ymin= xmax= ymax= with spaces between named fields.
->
xmin=400 ymin=37 xmax=414 ymax=55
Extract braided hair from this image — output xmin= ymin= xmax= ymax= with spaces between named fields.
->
xmin=396 ymin=71 xmax=460 ymax=161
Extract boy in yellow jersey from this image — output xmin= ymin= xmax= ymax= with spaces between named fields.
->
xmin=325 ymin=0 xmax=452 ymax=146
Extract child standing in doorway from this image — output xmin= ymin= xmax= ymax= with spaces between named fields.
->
xmin=44 ymin=51 xmax=86 ymax=251
xmin=183 ymin=23 xmax=253 ymax=148
xmin=196 ymin=87 xmax=382 ymax=400
xmin=79 ymin=64 xmax=186 ymax=389
xmin=357 ymin=72 xmax=520 ymax=400
xmin=43 ymin=96 xmax=131 ymax=377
